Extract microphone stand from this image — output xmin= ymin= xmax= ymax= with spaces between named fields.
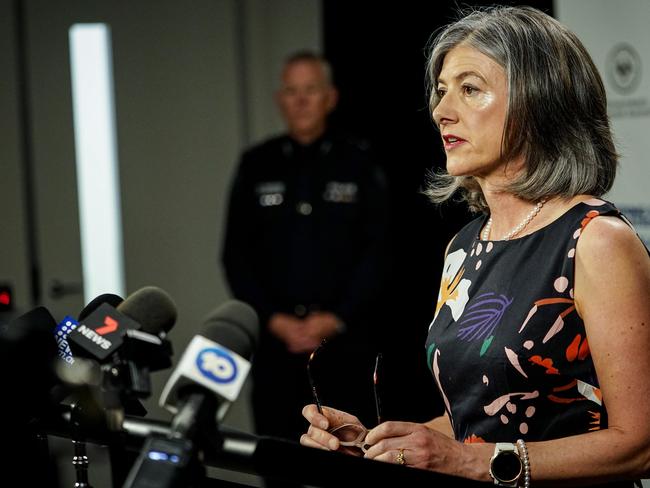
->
xmin=100 ymin=331 xmax=173 ymax=486
xmin=55 ymin=331 xmax=171 ymax=488
xmin=71 ymin=439 xmax=92 ymax=488
xmin=69 ymin=402 xmax=94 ymax=488
xmin=123 ymin=392 xmax=221 ymax=488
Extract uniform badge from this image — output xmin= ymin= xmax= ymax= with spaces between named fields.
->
xmin=323 ymin=181 xmax=358 ymax=203
xmin=256 ymin=181 xmax=285 ymax=207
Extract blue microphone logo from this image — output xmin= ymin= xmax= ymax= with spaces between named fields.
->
xmin=196 ymin=347 xmax=238 ymax=383
xmin=55 ymin=316 xmax=78 ymax=364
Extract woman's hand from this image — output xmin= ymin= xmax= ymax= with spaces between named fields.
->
xmin=300 ymin=404 xmax=367 ymax=456
xmin=363 ymin=421 xmax=471 ymax=475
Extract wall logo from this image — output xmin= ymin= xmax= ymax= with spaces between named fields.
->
xmin=606 ymin=43 xmax=642 ymax=95
xmin=196 ymin=347 xmax=237 ymax=383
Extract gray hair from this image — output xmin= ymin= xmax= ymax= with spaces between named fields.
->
xmin=283 ymin=50 xmax=334 ymax=86
xmin=424 ymin=6 xmax=618 ymax=213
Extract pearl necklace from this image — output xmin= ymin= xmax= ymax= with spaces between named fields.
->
xmin=482 ymin=198 xmax=547 ymax=241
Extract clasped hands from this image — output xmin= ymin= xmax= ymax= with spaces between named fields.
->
xmin=269 ymin=311 xmax=342 ymax=354
xmin=300 ymin=404 xmax=462 ymax=472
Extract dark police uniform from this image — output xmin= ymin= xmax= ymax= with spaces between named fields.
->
xmin=222 ymin=130 xmax=390 ymax=442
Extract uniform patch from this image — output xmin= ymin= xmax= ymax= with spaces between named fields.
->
xmin=323 ymin=181 xmax=358 ymax=203
xmin=256 ymin=181 xmax=285 ymax=207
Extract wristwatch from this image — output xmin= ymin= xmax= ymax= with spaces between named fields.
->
xmin=489 ymin=442 xmax=523 ymax=487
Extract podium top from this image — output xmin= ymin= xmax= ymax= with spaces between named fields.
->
xmin=209 ymin=430 xmax=490 ymax=488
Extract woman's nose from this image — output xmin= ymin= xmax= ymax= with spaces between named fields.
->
xmin=432 ymin=94 xmax=456 ymax=126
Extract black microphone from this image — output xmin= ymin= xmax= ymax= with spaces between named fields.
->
xmin=124 ymin=299 xmax=258 ymax=488
xmin=64 ymin=286 xmax=177 ymax=427
xmin=0 ymin=306 xmax=59 ymax=425
xmin=0 ymin=307 xmax=62 ymax=488
xmin=67 ymin=286 xmax=176 ymax=363
xmin=117 ymin=286 xmax=176 ymax=336
xmin=57 ymin=289 xmax=175 ymax=487
xmin=52 ymin=293 xmax=125 ymax=366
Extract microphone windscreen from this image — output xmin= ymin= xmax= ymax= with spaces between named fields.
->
xmin=0 ymin=306 xmax=59 ymax=420
xmin=2 ymin=306 xmax=57 ymax=339
xmin=201 ymin=300 xmax=258 ymax=359
xmin=78 ymin=293 xmax=124 ymax=321
xmin=117 ymin=286 xmax=177 ymax=335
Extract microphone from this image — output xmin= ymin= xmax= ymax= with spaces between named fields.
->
xmin=64 ymin=286 xmax=177 ymax=426
xmin=0 ymin=306 xmax=59 ymax=425
xmin=57 ymin=290 xmax=175 ymax=487
xmin=159 ymin=299 xmax=258 ymax=423
xmin=54 ymin=294 xmax=125 ymax=366
xmin=124 ymin=300 xmax=258 ymax=488
xmin=117 ymin=286 xmax=176 ymax=336
xmin=0 ymin=307 xmax=62 ymax=488
xmin=67 ymin=286 xmax=176 ymax=363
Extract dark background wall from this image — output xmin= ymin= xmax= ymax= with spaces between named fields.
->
xmin=323 ymin=0 xmax=554 ymax=422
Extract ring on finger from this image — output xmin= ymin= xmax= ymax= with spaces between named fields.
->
xmin=396 ymin=448 xmax=406 ymax=465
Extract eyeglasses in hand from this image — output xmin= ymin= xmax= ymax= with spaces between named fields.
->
xmin=307 ymin=340 xmax=383 ymax=453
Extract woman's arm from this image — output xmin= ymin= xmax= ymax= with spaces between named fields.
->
xmin=521 ymin=215 xmax=650 ymax=485
xmin=424 ymin=412 xmax=454 ymax=439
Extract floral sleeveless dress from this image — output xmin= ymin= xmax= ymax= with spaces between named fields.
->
xmin=425 ymin=199 xmax=639 ymax=450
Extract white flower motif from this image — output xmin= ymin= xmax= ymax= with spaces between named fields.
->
xmin=432 ymin=248 xmax=472 ymax=326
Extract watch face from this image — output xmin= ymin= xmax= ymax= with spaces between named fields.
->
xmin=492 ymin=451 xmax=522 ymax=483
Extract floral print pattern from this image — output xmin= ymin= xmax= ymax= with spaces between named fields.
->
xmin=433 ymin=248 xmax=472 ymax=323
xmin=426 ymin=200 xmax=636 ymax=444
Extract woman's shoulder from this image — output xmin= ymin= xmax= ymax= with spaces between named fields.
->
xmin=540 ymin=197 xmax=623 ymax=241
xmin=557 ymin=197 xmax=620 ymax=223
xmin=573 ymin=199 xmax=650 ymax=339
xmin=577 ymin=210 xmax=648 ymax=261
xmin=568 ymin=198 xmax=639 ymax=244
xmin=573 ymin=199 xmax=649 ymax=291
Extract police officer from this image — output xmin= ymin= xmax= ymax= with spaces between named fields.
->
xmin=222 ymin=51 xmax=390 ymax=450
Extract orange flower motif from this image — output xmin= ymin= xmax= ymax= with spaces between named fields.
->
xmin=548 ymin=395 xmax=584 ymax=404
xmin=580 ymin=210 xmax=600 ymax=229
xmin=547 ymin=380 xmax=588 ymax=404
xmin=593 ymin=388 xmax=602 ymax=403
xmin=463 ymin=434 xmax=486 ymax=444
xmin=520 ymin=298 xmax=576 ymax=343
xmin=588 ymin=411 xmax=601 ymax=431
xmin=529 ymin=355 xmax=559 ymax=374
xmin=566 ymin=334 xmax=590 ymax=362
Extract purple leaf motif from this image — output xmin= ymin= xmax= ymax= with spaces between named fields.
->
xmin=458 ymin=293 xmax=513 ymax=342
